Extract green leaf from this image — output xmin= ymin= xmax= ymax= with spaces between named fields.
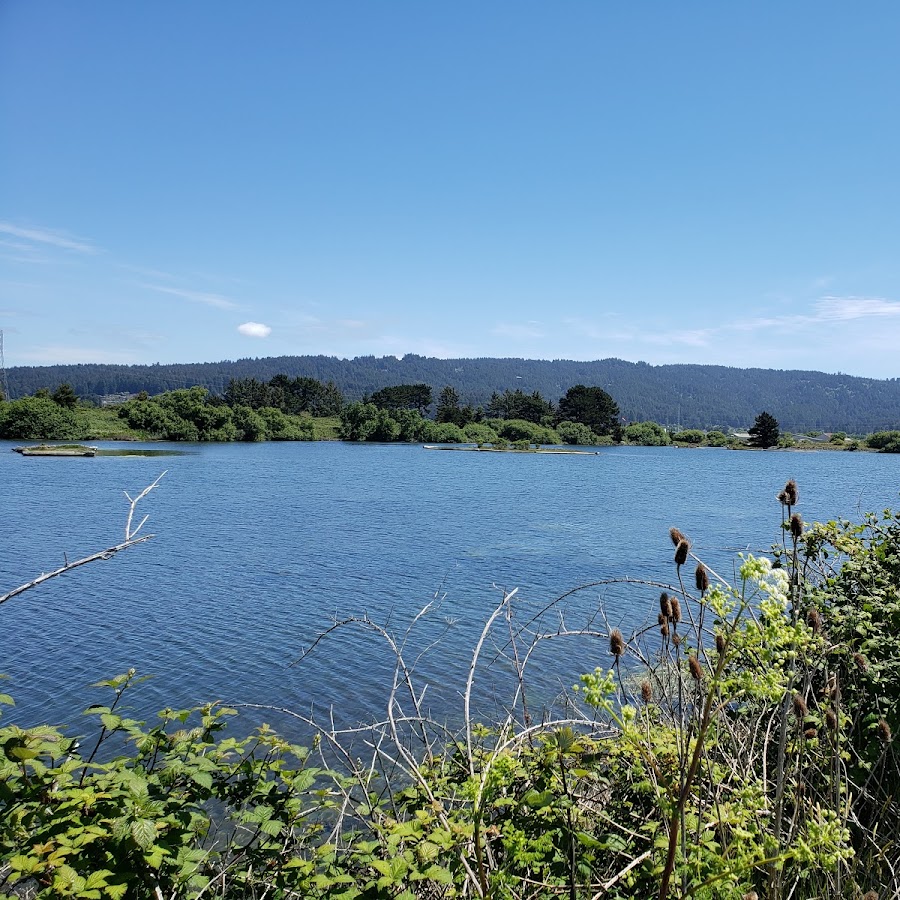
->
xmin=131 ymin=818 xmax=157 ymax=850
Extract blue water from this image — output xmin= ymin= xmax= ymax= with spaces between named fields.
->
xmin=1 ymin=441 xmax=897 ymax=739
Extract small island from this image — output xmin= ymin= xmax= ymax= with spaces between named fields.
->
xmin=13 ymin=444 xmax=98 ymax=457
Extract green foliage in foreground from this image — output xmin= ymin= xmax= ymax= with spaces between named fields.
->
xmin=3 ymin=487 xmax=900 ymax=898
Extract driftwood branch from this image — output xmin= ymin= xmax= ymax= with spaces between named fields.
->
xmin=0 ymin=471 xmax=165 ymax=607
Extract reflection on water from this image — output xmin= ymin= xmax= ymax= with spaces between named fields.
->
xmin=1 ymin=440 xmax=898 ymax=742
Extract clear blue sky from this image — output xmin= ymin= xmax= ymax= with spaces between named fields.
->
xmin=2 ymin=2 xmax=900 ymax=377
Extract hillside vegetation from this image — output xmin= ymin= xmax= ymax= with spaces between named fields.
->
xmin=8 ymin=355 xmax=900 ymax=432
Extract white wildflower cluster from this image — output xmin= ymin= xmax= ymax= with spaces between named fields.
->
xmin=739 ymin=553 xmax=790 ymax=621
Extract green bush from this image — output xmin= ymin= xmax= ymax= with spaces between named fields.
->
xmin=705 ymin=429 xmax=730 ymax=447
xmin=490 ymin=418 xmax=560 ymax=445
xmin=867 ymin=430 xmax=900 ymax=452
xmin=673 ymin=429 xmax=704 ymax=444
xmin=463 ymin=421 xmax=500 ymax=444
xmin=623 ymin=421 xmax=671 ymax=446
xmin=0 ymin=397 xmax=85 ymax=441
xmin=423 ymin=421 xmax=467 ymax=443
xmin=556 ymin=421 xmax=599 ymax=445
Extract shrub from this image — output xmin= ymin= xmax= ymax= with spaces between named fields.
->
xmin=673 ymin=428 xmax=704 ymax=444
xmin=556 ymin=420 xmax=599 ymax=445
xmin=623 ymin=421 xmax=671 ymax=446
xmin=0 ymin=397 xmax=85 ymax=440
xmin=867 ymin=430 xmax=900 ymax=452
xmin=705 ymin=429 xmax=730 ymax=447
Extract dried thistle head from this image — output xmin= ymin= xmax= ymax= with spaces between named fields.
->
xmin=742 ymin=893 xmax=759 ymax=900
xmin=781 ymin=479 xmax=799 ymax=506
xmin=878 ymin=718 xmax=892 ymax=744
xmin=715 ymin=633 xmax=726 ymax=655
xmin=672 ymin=634 xmax=681 ymax=647
xmin=790 ymin=512 xmax=803 ymax=539
xmin=674 ymin=540 xmax=690 ymax=567
xmin=862 ymin=891 xmax=879 ymax=900
xmin=688 ymin=654 xmax=702 ymax=681
xmin=695 ymin=563 xmax=709 ymax=593
xmin=803 ymin=726 xmax=818 ymax=740
xmin=657 ymin=612 xmax=666 ymax=626
xmin=670 ymin=597 xmax=682 ymax=624
xmin=853 ymin=652 xmax=869 ymax=674
xmin=669 ymin=527 xmax=687 ymax=547
xmin=640 ymin=680 xmax=652 ymax=703
xmin=806 ymin=608 xmax=822 ymax=634
xmin=659 ymin=592 xmax=672 ymax=619
xmin=792 ymin=693 xmax=808 ymax=719
xmin=825 ymin=708 xmax=838 ymax=731
xmin=660 ymin=621 xmax=670 ymax=638
xmin=609 ymin=628 xmax=625 ymax=659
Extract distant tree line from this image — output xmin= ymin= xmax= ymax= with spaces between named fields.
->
xmin=5 ymin=379 xmax=900 ymax=451
xmin=9 ymin=355 xmax=900 ymax=432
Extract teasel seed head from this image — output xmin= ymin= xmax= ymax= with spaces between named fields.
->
xmin=806 ymin=608 xmax=822 ymax=634
xmin=742 ymin=892 xmax=759 ymax=900
xmin=672 ymin=634 xmax=681 ymax=647
xmin=695 ymin=563 xmax=709 ymax=593
xmin=804 ymin=726 xmax=818 ymax=740
xmin=670 ymin=597 xmax=682 ymax=624
xmin=825 ymin=708 xmax=838 ymax=731
xmin=792 ymin=693 xmax=808 ymax=719
xmin=777 ymin=489 xmax=789 ymax=504
xmin=781 ymin=479 xmax=799 ymax=507
xmin=674 ymin=539 xmax=690 ymax=567
xmin=640 ymin=680 xmax=652 ymax=703
xmin=878 ymin=718 xmax=892 ymax=744
xmin=609 ymin=628 xmax=625 ymax=659
xmin=660 ymin=621 xmax=670 ymax=638
xmin=862 ymin=891 xmax=879 ymax=900
xmin=657 ymin=612 xmax=666 ymax=626
xmin=853 ymin=652 xmax=869 ymax=674
xmin=790 ymin=512 xmax=803 ymax=539
xmin=669 ymin=527 xmax=687 ymax=547
xmin=659 ymin=592 xmax=672 ymax=619
xmin=688 ymin=654 xmax=703 ymax=681
xmin=715 ymin=633 xmax=726 ymax=655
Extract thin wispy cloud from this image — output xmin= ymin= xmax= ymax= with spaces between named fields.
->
xmin=491 ymin=321 xmax=545 ymax=340
xmin=237 ymin=321 xmax=271 ymax=338
xmin=0 ymin=222 xmax=98 ymax=254
xmin=18 ymin=345 xmax=139 ymax=365
xmin=140 ymin=283 xmax=238 ymax=310
xmin=815 ymin=296 xmax=900 ymax=321
xmin=642 ymin=328 xmax=714 ymax=348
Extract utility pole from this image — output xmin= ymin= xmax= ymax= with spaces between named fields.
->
xmin=0 ymin=329 xmax=9 ymax=401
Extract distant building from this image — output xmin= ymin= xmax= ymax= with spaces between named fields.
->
xmin=99 ymin=392 xmax=138 ymax=407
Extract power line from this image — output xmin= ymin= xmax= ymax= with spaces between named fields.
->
xmin=0 ymin=330 xmax=9 ymax=401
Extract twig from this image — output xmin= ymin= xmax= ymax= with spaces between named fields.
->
xmin=0 ymin=472 xmax=166 ymax=607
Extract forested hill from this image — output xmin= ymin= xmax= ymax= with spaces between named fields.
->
xmin=7 ymin=355 xmax=900 ymax=432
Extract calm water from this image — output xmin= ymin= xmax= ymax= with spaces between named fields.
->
xmin=1 ymin=441 xmax=897 ymax=738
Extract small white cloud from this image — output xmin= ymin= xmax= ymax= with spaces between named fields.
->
xmin=238 ymin=321 xmax=272 ymax=338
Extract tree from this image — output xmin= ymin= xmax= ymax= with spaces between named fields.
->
xmin=748 ymin=411 xmax=779 ymax=448
xmin=369 ymin=383 xmax=432 ymax=415
xmin=51 ymin=382 xmax=78 ymax=409
xmin=486 ymin=389 xmax=552 ymax=423
xmin=556 ymin=385 xmax=620 ymax=436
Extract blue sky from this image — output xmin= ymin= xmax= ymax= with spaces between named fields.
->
xmin=2 ymin=2 xmax=900 ymax=378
